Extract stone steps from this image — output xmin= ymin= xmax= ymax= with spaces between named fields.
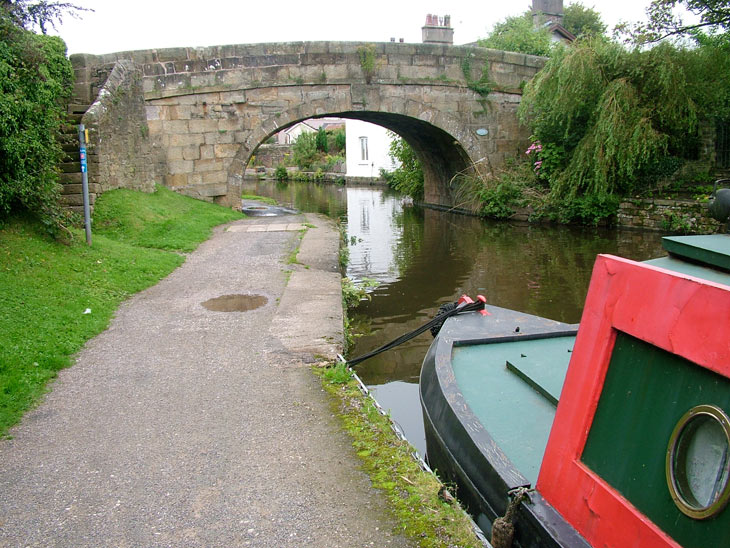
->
xmin=58 ymin=104 xmax=94 ymax=209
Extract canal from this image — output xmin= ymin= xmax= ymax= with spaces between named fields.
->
xmin=242 ymin=180 xmax=667 ymax=455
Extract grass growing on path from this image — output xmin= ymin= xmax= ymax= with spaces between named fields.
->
xmin=316 ymin=363 xmax=483 ymax=548
xmin=0 ymin=188 xmax=242 ymax=436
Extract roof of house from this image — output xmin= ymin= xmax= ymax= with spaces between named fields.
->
xmin=544 ymin=22 xmax=576 ymax=42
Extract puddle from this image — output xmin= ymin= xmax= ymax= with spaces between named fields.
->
xmin=202 ymin=294 xmax=268 ymax=312
xmin=242 ymin=203 xmax=299 ymax=217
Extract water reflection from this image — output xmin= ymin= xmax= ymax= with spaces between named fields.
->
xmin=242 ymin=180 xmax=667 ymax=455
xmin=346 ymin=187 xmax=405 ymax=285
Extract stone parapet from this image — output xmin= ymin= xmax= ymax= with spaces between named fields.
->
xmin=80 ymin=59 xmax=162 ymax=196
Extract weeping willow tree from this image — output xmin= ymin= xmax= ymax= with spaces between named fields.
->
xmin=518 ymin=38 xmax=730 ymax=221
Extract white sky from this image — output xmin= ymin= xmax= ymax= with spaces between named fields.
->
xmin=49 ymin=1 xmax=670 ymax=56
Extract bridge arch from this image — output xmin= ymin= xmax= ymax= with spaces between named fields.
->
xmin=239 ymin=93 xmax=477 ymax=205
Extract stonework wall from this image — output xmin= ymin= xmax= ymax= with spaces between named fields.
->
xmin=70 ymin=42 xmax=545 ymax=209
xmin=618 ymin=199 xmax=722 ymax=233
xmin=73 ymin=57 xmax=161 ymax=197
xmin=252 ymin=144 xmax=292 ymax=169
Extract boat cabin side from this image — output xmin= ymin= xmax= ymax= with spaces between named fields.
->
xmin=538 ymin=243 xmax=730 ymax=548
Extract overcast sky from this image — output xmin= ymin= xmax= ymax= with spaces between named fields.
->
xmin=47 ymin=1 xmax=677 ymax=56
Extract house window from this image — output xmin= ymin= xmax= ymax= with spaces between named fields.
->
xmin=359 ymin=137 xmax=369 ymax=161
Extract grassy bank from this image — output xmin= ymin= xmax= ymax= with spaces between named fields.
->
xmin=0 ymin=186 xmax=241 ymax=436
xmin=316 ymin=363 xmax=483 ymax=548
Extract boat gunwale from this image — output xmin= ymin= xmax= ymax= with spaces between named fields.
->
xmin=419 ymin=307 xmax=588 ymax=547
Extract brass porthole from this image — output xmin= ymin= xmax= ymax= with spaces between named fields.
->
xmin=666 ymin=404 xmax=730 ymax=520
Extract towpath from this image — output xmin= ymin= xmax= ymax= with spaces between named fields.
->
xmin=0 ymin=212 xmax=413 ymax=547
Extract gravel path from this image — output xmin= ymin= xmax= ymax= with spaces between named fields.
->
xmin=0 ymin=212 xmax=414 ymax=548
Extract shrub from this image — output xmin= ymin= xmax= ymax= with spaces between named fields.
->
xmin=383 ymin=134 xmax=424 ymax=200
xmin=315 ymin=127 xmax=328 ymax=153
xmin=292 ymin=131 xmax=318 ymax=169
xmin=0 ymin=12 xmax=74 ymax=233
xmin=332 ymin=129 xmax=346 ymax=153
xmin=274 ymin=165 xmax=288 ymax=181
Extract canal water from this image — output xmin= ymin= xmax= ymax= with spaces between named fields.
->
xmin=242 ymin=180 xmax=667 ymax=455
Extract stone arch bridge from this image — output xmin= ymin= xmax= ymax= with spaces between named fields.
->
xmin=67 ymin=42 xmax=544 ymax=210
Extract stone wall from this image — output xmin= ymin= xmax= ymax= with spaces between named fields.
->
xmin=618 ymin=199 xmax=722 ymax=233
xmin=73 ymin=57 xmax=162 ymax=198
xmin=252 ymin=144 xmax=292 ymax=169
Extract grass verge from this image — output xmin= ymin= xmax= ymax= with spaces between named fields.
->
xmin=0 ymin=187 xmax=242 ymax=436
xmin=93 ymin=185 xmax=241 ymax=252
xmin=315 ymin=362 xmax=483 ymax=548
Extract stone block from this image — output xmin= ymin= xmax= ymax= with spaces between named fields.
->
xmin=199 ymin=144 xmax=215 ymax=159
xmin=60 ymin=183 xmax=102 ymax=195
xmin=189 ymin=119 xmax=219 ymax=133
xmin=305 ymin=42 xmax=330 ymax=55
xmin=190 ymin=73 xmax=215 ymax=89
xmin=61 ymin=193 xmax=96 ymax=206
xmin=201 ymin=170 xmax=229 ymax=184
xmin=166 ymin=147 xmax=184 ymax=160
xmin=218 ymin=118 xmax=241 ymax=132
xmin=502 ymin=51 xmax=526 ymax=67
xmin=162 ymin=120 xmax=189 ymax=134
xmin=146 ymin=105 xmax=162 ymax=120
xmin=197 ymin=183 xmax=227 ymax=197
xmin=168 ymin=105 xmax=193 ymax=120
xmin=182 ymin=145 xmax=201 ymax=160
xmin=194 ymin=158 xmax=225 ymax=172
xmin=219 ymin=90 xmax=247 ymax=104
xmin=384 ymin=42 xmax=417 ymax=56
xmin=169 ymin=133 xmax=204 ymax=147
xmin=324 ymin=65 xmax=349 ymax=81
xmin=214 ymin=144 xmax=239 ymax=158
xmin=216 ymin=70 xmax=247 ymax=88
xmin=164 ymin=173 xmax=189 ymax=188
xmin=233 ymin=131 xmax=251 ymax=144
xmin=168 ymin=160 xmax=194 ymax=174
xmin=413 ymin=55 xmax=439 ymax=67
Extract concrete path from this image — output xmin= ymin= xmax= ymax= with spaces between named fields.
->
xmin=0 ymin=212 xmax=414 ymax=548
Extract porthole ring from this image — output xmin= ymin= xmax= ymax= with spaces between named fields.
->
xmin=666 ymin=404 xmax=730 ymax=520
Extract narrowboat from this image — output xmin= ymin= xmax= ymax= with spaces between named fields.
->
xmin=419 ymin=233 xmax=730 ymax=548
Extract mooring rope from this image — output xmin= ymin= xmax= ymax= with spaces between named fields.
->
xmin=491 ymin=487 xmax=532 ymax=548
xmin=345 ymin=295 xmax=487 ymax=367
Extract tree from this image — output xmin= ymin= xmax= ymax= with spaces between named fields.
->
xmin=618 ymin=0 xmax=730 ymax=44
xmin=519 ymin=37 xmax=730 ymax=209
xmin=292 ymin=131 xmax=318 ymax=170
xmin=382 ymin=134 xmax=424 ymax=200
xmin=1 ymin=0 xmax=89 ymax=33
xmin=315 ymin=127 xmax=328 ymax=153
xmin=478 ymin=3 xmax=607 ymax=56
xmin=478 ymin=12 xmax=554 ymax=56
xmin=563 ymin=3 xmax=607 ymax=38
xmin=0 ymin=7 xmax=73 ymax=229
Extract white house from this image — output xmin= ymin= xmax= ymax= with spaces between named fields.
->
xmin=275 ymin=117 xmax=345 ymax=144
xmin=345 ymin=119 xmax=396 ymax=178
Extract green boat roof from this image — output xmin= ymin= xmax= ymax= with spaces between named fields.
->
xmin=451 ymin=334 xmax=576 ymax=486
xmin=644 ymin=234 xmax=730 ymax=287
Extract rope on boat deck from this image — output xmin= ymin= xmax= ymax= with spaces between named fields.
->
xmin=344 ymin=294 xmax=487 ymax=367
xmin=491 ymin=487 xmax=533 ymax=548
